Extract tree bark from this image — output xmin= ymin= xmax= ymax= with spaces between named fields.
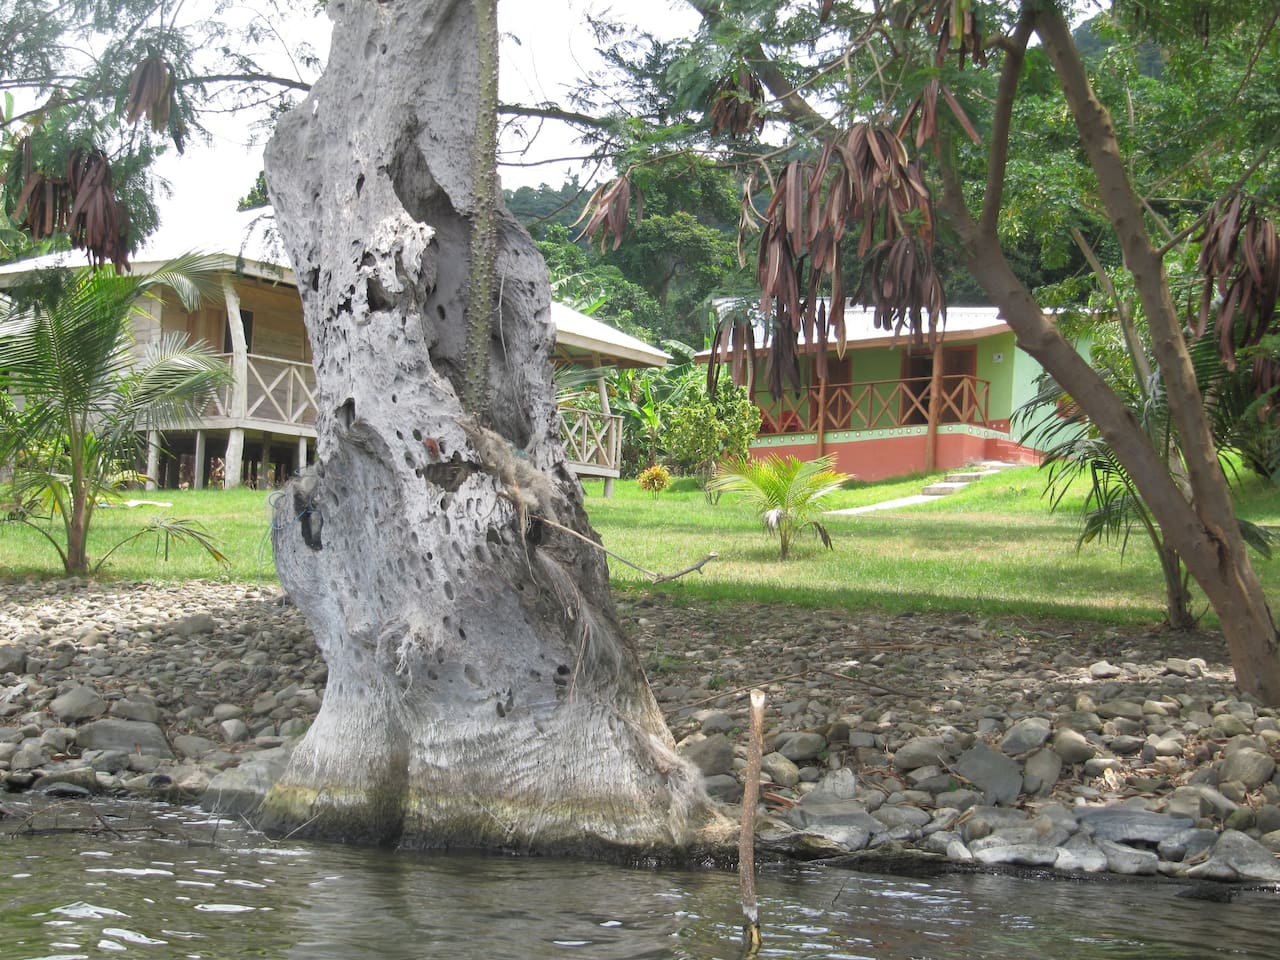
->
xmin=259 ymin=0 xmax=716 ymax=856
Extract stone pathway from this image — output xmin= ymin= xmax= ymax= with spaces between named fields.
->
xmin=2 ymin=578 xmax=1280 ymax=884
xmin=827 ymin=461 xmax=1019 ymax=516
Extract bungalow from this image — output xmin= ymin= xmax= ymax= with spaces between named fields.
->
xmin=711 ymin=305 xmax=1054 ymax=482
xmin=0 ymin=212 xmax=665 ymax=494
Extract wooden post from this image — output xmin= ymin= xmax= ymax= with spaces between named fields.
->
xmin=145 ymin=430 xmax=160 ymax=491
xmin=194 ymin=430 xmax=207 ymax=489
xmin=815 ymin=376 xmax=828 ymax=458
xmin=739 ymin=688 xmax=766 ymax=956
xmin=297 ymin=435 xmax=309 ymax=475
xmin=925 ymin=337 xmax=944 ymax=473
xmin=262 ymin=432 xmax=274 ymax=488
xmin=596 ymin=368 xmax=615 ymax=499
xmin=222 ymin=277 xmax=249 ymax=489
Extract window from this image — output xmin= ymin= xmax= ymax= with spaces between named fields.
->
xmin=223 ymin=309 xmax=255 ymax=353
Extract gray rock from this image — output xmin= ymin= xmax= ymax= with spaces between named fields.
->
xmin=699 ymin=711 xmax=737 ymax=735
xmin=75 ymin=719 xmax=172 ymax=758
xmin=220 ymin=718 xmax=251 ymax=744
xmin=1255 ymin=804 xmax=1280 ymax=835
xmin=0 ymin=644 xmax=28 ymax=675
xmin=893 ymin=736 xmax=950 ymax=771
xmin=212 ymin=703 xmax=245 ymax=721
xmin=703 ymin=774 xmax=742 ymax=802
xmin=1212 ymin=714 xmax=1252 ymax=738
xmin=1052 ymin=728 xmax=1097 ymax=764
xmin=761 ymin=752 xmax=801 ymax=787
xmin=1076 ymin=807 xmax=1194 ymax=844
xmin=1186 ymin=830 xmax=1280 ymax=883
xmin=788 ymin=798 xmax=883 ymax=836
xmin=1157 ymin=827 xmax=1219 ymax=863
xmin=1096 ymin=700 xmax=1144 ymax=721
xmin=809 ymin=767 xmax=858 ymax=801
xmin=1096 ymin=838 xmax=1160 ymax=875
xmin=1089 ymin=660 xmax=1122 ymax=679
xmin=871 ymin=805 xmax=931 ymax=831
xmin=1164 ymin=658 xmax=1204 ymax=678
xmin=960 ymin=805 xmax=1029 ymax=842
xmin=169 ymin=613 xmax=216 ymax=636
xmin=805 ymin=823 xmax=872 ymax=852
xmin=1056 ymin=835 xmax=1109 ymax=873
xmin=50 ymin=685 xmax=107 ymax=722
xmin=972 ymin=842 xmax=1060 ymax=867
xmin=934 ymin=788 xmax=983 ymax=811
xmin=1022 ymin=748 xmax=1062 ymax=796
xmin=200 ymin=745 xmax=294 ymax=817
xmin=36 ymin=763 xmax=100 ymax=793
xmin=110 ymin=699 xmax=162 ymax=724
xmin=779 ymin=732 xmax=827 ymax=763
xmin=173 ymin=734 xmax=218 ymax=758
xmin=1000 ymin=717 xmax=1051 ymax=756
xmin=1219 ymin=748 xmax=1276 ymax=790
xmin=954 ymin=743 xmax=1023 ymax=805
xmin=1110 ymin=735 xmax=1145 ymax=756
xmin=680 ymin=733 xmax=734 ymax=777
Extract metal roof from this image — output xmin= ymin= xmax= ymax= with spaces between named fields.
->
xmin=0 ymin=210 xmax=668 ymax=368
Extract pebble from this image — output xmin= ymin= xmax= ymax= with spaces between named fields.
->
xmin=5 ymin=580 xmax=1280 ymax=884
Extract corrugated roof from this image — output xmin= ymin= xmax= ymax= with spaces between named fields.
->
xmin=0 ymin=210 xmax=668 ymax=368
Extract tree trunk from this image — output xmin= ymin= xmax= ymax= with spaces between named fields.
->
xmin=935 ymin=4 xmax=1280 ymax=704
xmin=1034 ymin=7 xmax=1280 ymax=704
xmin=259 ymin=0 xmax=716 ymax=856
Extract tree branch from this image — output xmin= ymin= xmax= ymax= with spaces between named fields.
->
xmin=980 ymin=9 xmax=1035 ymax=239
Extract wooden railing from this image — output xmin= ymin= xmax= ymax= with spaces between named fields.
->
xmin=756 ymin=375 xmax=991 ymax=436
xmin=559 ymin=405 xmax=623 ymax=477
xmin=208 ymin=353 xmax=318 ymax=428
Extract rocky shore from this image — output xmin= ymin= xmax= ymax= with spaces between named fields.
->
xmin=3 ymin=578 xmax=1280 ymax=885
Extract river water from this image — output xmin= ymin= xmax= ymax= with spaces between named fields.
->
xmin=2 ymin=801 xmax=1278 ymax=960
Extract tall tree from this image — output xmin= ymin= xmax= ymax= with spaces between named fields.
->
xmin=259 ymin=0 xmax=715 ymax=853
xmin=1 ymin=0 xmax=321 ymax=265
xmin=582 ymin=0 xmax=1280 ymax=702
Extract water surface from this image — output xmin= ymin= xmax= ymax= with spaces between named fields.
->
xmin=2 ymin=802 xmax=1276 ymax=959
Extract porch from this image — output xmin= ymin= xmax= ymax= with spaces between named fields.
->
xmin=153 ymin=354 xmax=626 ymax=488
xmin=756 ymin=374 xmax=992 ymax=436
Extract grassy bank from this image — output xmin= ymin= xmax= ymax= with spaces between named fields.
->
xmin=3 ymin=465 xmax=1279 ymax=628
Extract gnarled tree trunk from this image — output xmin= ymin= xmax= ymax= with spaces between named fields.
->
xmin=259 ymin=0 xmax=714 ymax=856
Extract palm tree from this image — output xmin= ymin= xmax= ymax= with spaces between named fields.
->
xmin=708 ymin=453 xmax=849 ymax=560
xmin=0 ymin=254 xmax=231 ymax=574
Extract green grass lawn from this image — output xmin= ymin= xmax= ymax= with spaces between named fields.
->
xmin=3 ymin=464 xmax=1279 ymax=629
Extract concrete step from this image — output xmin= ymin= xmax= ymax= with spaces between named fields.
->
xmin=920 ymin=480 xmax=971 ymax=496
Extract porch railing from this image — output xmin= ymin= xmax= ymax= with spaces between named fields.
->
xmin=559 ymin=405 xmax=623 ymax=477
xmin=207 ymin=353 xmax=318 ymax=428
xmin=756 ymin=375 xmax=991 ymax=436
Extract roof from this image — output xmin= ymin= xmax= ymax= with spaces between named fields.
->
xmin=550 ymin=302 xmax=668 ymax=368
xmin=697 ymin=302 xmax=1012 ymax=359
xmin=0 ymin=210 xmax=667 ymax=369
xmin=0 ymin=209 xmax=292 ymax=286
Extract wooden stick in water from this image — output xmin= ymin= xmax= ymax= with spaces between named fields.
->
xmin=739 ymin=687 xmax=766 ymax=956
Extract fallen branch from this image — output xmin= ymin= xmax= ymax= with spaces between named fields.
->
xmin=536 ymin=514 xmax=718 ymax=583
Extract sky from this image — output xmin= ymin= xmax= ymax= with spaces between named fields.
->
xmin=147 ymin=1 xmax=699 ymax=252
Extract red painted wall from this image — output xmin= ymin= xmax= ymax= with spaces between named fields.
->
xmin=750 ymin=432 xmax=1041 ymax=482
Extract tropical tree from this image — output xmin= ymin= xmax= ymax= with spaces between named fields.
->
xmin=0 ymin=254 xmax=231 ymax=574
xmin=664 ymin=377 xmax=761 ymax=494
xmin=1 ymin=0 xmax=322 ymax=267
xmin=568 ymin=1 xmax=1280 ymax=704
xmin=709 ymin=454 xmax=848 ymax=560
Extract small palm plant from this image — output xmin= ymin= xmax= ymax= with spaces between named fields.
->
xmin=0 ymin=254 xmax=232 ymax=574
xmin=708 ymin=454 xmax=849 ymax=560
